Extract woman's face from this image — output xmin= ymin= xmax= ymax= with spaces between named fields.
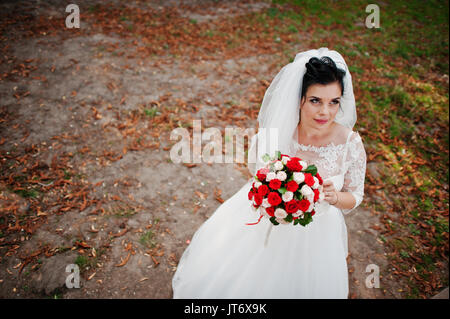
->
xmin=299 ymin=81 xmax=342 ymax=130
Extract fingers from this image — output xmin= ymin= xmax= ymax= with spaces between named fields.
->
xmin=322 ymin=180 xmax=333 ymax=186
xmin=322 ymin=182 xmax=335 ymax=192
xmin=324 ymin=190 xmax=337 ymax=205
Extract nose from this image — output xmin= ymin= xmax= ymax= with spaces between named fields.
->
xmin=318 ymin=104 xmax=329 ymax=115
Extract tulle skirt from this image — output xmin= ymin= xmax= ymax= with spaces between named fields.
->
xmin=172 ymin=180 xmax=349 ymax=299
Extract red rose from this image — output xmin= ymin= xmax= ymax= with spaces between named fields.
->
xmin=256 ymin=172 xmax=266 ymax=182
xmin=285 ymin=200 xmax=299 ymax=214
xmin=267 ymin=192 xmax=282 ymax=206
xmin=298 ymin=199 xmax=310 ymax=212
xmin=248 ymin=190 xmax=254 ymax=200
xmin=304 ymin=173 xmax=315 ymax=187
xmin=269 ymin=179 xmax=282 ymax=190
xmin=286 ymin=159 xmax=303 ymax=172
xmin=253 ymin=193 xmax=263 ymax=206
xmin=316 ymin=172 xmax=323 ymax=185
xmin=313 ymin=189 xmax=320 ymax=202
xmin=286 ymin=180 xmax=299 ymax=192
xmin=256 ymin=167 xmax=270 ymax=182
xmin=257 ymin=184 xmax=269 ymax=196
xmin=290 ymin=156 xmax=302 ymax=161
xmin=265 ymin=206 xmax=275 ymax=217
xmin=311 ymin=210 xmax=315 ymax=216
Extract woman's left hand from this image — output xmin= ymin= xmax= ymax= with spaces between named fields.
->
xmin=322 ymin=180 xmax=338 ymax=205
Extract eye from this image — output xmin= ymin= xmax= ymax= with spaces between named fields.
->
xmin=310 ymin=98 xmax=319 ymax=104
xmin=331 ymin=100 xmax=340 ymax=105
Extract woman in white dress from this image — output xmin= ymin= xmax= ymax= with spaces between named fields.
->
xmin=172 ymin=48 xmax=367 ymax=299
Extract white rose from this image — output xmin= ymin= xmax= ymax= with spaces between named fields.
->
xmin=300 ymin=184 xmax=313 ymax=196
xmin=293 ymin=172 xmax=305 ymax=184
xmin=306 ymin=193 xmax=314 ymax=203
xmin=254 ymin=181 xmax=262 ymax=188
xmin=262 ymin=198 xmax=271 ymax=208
xmin=299 ymin=160 xmax=308 ymax=169
xmin=274 ymin=161 xmax=283 ymax=171
xmin=276 ymin=171 xmax=287 ymax=181
xmin=274 ymin=208 xmax=287 ymax=219
xmin=276 ymin=217 xmax=290 ymax=224
xmin=282 ymin=191 xmax=294 ymax=202
xmin=306 ymin=200 xmax=314 ymax=212
xmin=266 ymin=172 xmax=276 ymax=182
xmin=312 ymin=177 xmax=319 ymax=189
xmin=282 ymin=156 xmax=289 ymax=165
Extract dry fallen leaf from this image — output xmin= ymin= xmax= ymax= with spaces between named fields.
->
xmin=115 ymin=252 xmax=131 ymax=267
xmin=76 ymin=241 xmax=91 ymax=248
xmin=111 ymin=228 xmax=128 ymax=237
xmin=195 ymin=190 xmax=207 ymax=200
xmin=87 ymin=272 xmax=96 ymax=281
xmin=214 ymin=188 xmax=224 ymax=203
xmin=150 ymin=255 xmax=159 ymax=267
xmin=36 ymin=207 xmax=47 ymax=216
xmin=12 ymin=262 xmax=21 ymax=269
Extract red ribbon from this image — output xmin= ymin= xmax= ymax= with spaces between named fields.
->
xmin=246 ymin=214 xmax=263 ymax=226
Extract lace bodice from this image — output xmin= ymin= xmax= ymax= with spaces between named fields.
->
xmin=288 ymin=131 xmax=367 ymax=215
xmin=248 ymin=128 xmax=367 ymax=215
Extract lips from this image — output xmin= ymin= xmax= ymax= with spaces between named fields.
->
xmin=314 ymin=119 xmax=328 ymax=124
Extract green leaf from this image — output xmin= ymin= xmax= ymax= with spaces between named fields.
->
xmin=284 ymin=214 xmax=293 ymax=223
xmin=303 ymin=165 xmax=318 ymax=175
xmin=262 ymin=153 xmax=270 ymax=162
xmin=304 ymin=213 xmax=313 ymax=224
xmin=275 ymin=151 xmax=281 ymax=160
xmin=277 ymin=187 xmax=287 ymax=195
xmin=298 ymin=218 xmax=307 ymax=226
xmin=269 ymin=216 xmax=279 ymax=225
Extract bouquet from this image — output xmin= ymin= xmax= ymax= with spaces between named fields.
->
xmin=247 ymin=151 xmax=324 ymax=226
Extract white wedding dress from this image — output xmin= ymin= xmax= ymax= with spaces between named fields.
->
xmin=172 ymin=128 xmax=367 ymax=299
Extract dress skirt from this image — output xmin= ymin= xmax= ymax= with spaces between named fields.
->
xmin=172 ymin=178 xmax=349 ymax=299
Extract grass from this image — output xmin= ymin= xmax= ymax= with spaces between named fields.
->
xmin=13 ymin=187 xmax=39 ymax=198
xmin=265 ymin=0 xmax=449 ymax=298
xmin=74 ymin=255 xmax=89 ymax=270
xmin=139 ymin=230 xmax=157 ymax=248
xmin=74 ymin=247 xmax=107 ymax=273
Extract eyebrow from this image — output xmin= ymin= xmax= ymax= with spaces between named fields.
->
xmin=308 ymin=96 xmax=341 ymax=100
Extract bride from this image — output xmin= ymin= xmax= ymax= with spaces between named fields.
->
xmin=172 ymin=48 xmax=367 ymax=299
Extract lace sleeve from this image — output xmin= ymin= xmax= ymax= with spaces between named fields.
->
xmin=341 ymin=132 xmax=367 ymax=215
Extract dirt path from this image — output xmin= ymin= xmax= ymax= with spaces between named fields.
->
xmin=0 ymin=0 xmax=397 ymax=299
